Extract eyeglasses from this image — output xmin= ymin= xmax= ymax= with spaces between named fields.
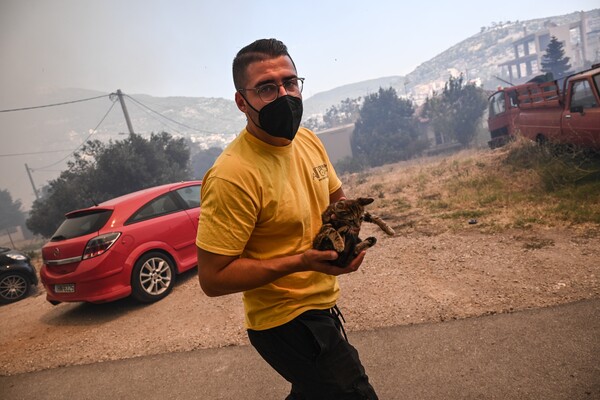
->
xmin=238 ymin=77 xmax=304 ymax=103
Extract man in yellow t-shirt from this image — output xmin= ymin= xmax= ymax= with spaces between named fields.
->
xmin=196 ymin=38 xmax=378 ymax=399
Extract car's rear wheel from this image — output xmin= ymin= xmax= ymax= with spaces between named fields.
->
xmin=0 ymin=272 xmax=30 ymax=304
xmin=131 ymin=252 xmax=176 ymax=303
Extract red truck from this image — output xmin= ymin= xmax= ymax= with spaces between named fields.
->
xmin=487 ymin=85 xmax=519 ymax=149
xmin=487 ymin=64 xmax=600 ymax=151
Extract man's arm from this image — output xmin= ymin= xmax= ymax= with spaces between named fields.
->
xmin=197 ymin=186 xmax=365 ymax=297
xmin=330 ymin=187 xmax=346 ymax=203
xmin=197 ymin=246 xmax=366 ymax=297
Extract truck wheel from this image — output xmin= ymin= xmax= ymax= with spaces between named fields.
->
xmin=535 ymin=134 xmax=548 ymax=146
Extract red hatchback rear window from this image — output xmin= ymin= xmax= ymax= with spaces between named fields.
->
xmin=51 ymin=210 xmax=113 ymax=241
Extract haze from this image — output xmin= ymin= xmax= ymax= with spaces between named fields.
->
xmin=2 ymin=0 xmax=596 ymax=103
xmin=0 ymin=0 xmax=597 ymax=211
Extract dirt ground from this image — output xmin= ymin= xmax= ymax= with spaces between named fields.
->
xmin=1 ymin=222 xmax=598 ymax=376
xmin=1 ymin=150 xmax=599 ymax=376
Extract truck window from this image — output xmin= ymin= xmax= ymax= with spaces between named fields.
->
xmin=489 ymin=92 xmax=506 ymax=117
xmin=508 ymin=90 xmax=518 ymax=108
xmin=570 ymin=80 xmax=598 ymax=109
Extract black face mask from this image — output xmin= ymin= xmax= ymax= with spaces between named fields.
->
xmin=246 ymin=95 xmax=303 ymax=141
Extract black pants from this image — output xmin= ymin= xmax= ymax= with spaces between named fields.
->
xmin=247 ymin=308 xmax=378 ymax=400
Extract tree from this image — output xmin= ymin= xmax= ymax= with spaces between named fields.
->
xmin=351 ymin=87 xmax=427 ymax=167
xmin=190 ymin=146 xmax=223 ymax=179
xmin=26 ymin=132 xmax=191 ymax=237
xmin=323 ymin=97 xmax=362 ymax=128
xmin=304 ymin=97 xmax=362 ymax=132
xmin=423 ymin=75 xmax=487 ymax=146
xmin=0 ymin=189 xmax=25 ymax=231
xmin=541 ymin=36 xmax=572 ymax=79
xmin=92 ymin=132 xmax=190 ymax=199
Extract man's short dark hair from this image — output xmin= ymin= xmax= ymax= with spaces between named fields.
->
xmin=232 ymin=38 xmax=297 ymax=90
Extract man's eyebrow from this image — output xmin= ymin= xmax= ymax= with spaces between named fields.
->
xmin=254 ymin=75 xmax=298 ymax=87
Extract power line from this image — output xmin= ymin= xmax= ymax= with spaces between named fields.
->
xmin=0 ymin=149 xmax=74 ymax=158
xmin=124 ymin=94 xmax=222 ymax=134
xmin=32 ymin=98 xmax=118 ymax=171
xmin=5 ymin=90 xmax=237 ymax=170
xmin=124 ymin=95 xmax=185 ymax=135
xmin=0 ymin=94 xmax=110 ymax=113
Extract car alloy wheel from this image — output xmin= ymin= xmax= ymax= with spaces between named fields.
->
xmin=131 ymin=252 xmax=176 ymax=303
xmin=0 ymin=273 xmax=30 ymax=304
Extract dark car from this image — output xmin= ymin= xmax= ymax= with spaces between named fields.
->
xmin=0 ymin=247 xmax=39 ymax=304
xmin=40 ymin=181 xmax=202 ymax=305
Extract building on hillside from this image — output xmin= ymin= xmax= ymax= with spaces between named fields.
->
xmin=498 ymin=11 xmax=600 ymax=84
xmin=315 ymin=124 xmax=354 ymax=164
xmin=413 ymin=105 xmax=438 ymax=146
xmin=315 ymin=117 xmax=458 ymax=163
xmin=413 ymin=105 xmax=465 ymax=155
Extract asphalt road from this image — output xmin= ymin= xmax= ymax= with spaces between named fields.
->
xmin=1 ymin=298 xmax=599 ymax=400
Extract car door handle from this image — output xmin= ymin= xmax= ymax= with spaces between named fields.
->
xmin=565 ymin=114 xmax=571 ymax=119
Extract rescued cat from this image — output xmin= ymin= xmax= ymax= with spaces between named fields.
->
xmin=312 ymin=197 xmax=395 ymax=268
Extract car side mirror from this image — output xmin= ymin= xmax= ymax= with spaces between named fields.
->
xmin=570 ymin=105 xmax=584 ymax=114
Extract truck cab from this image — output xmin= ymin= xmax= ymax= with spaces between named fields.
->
xmin=559 ymin=68 xmax=600 ymax=149
xmin=488 ymin=65 xmax=600 ymax=151
xmin=487 ymin=87 xmax=519 ymax=149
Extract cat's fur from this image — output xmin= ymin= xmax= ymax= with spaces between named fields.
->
xmin=312 ymin=197 xmax=395 ymax=268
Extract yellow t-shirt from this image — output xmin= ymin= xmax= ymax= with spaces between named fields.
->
xmin=196 ymin=127 xmax=342 ymax=330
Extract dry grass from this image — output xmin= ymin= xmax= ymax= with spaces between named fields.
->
xmin=339 ymin=139 xmax=600 ymax=235
xmin=8 ymin=140 xmax=600 ymax=257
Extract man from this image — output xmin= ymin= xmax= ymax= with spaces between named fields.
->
xmin=196 ymin=38 xmax=378 ymax=399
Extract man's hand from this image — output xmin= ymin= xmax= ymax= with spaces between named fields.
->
xmin=300 ymin=249 xmax=367 ymax=276
xmin=197 ymin=246 xmax=367 ymax=297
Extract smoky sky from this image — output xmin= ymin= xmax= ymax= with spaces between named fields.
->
xmin=0 ymin=0 xmax=202 ymax=107
xmin=1 ymin=0 xmax=598 ymax=210
xmin=2 ymin=0 xmax=598 ymax=106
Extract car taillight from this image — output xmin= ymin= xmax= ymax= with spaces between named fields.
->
xmin=82 ymin=232 xmax=121 ymax=260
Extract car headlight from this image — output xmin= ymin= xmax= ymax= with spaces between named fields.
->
xmin=82 ymin=232 xmax=121 ymax=260
xmin=6 ymin=253 xmax=27 ymax=261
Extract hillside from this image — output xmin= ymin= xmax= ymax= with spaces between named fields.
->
xmin=302 ymin=76 xmax=406 ymax=116
xmin=384 ymin=9 xmax=600 ymax=103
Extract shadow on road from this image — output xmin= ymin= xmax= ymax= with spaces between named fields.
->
xmin=38 ymin=267 xmax=198 ymax=327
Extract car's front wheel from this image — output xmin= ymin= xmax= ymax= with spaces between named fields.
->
xmin=131 ymin=252 xmax=176 ymax=303
xmin=0 ymin=273 xmax=30 ymax=304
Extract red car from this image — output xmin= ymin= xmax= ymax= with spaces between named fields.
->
xmin=40 ymin=181 xmax=201 ymax=305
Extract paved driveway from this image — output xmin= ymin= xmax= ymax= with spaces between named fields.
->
xmin=1 ymin=299 xmax=599 ymax=399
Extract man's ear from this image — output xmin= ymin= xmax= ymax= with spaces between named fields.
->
xmin=235 ymin=91 xmax=247 ymax=113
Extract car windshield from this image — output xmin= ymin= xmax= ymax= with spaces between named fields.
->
xmin=51 ymin=210 xmax=113 ymax=241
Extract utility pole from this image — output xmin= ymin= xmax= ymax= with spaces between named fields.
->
xmin=116 ymin=89 xmax=135 ymax=134
xmin=24 ymin=163 xmax=39 ymax=200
